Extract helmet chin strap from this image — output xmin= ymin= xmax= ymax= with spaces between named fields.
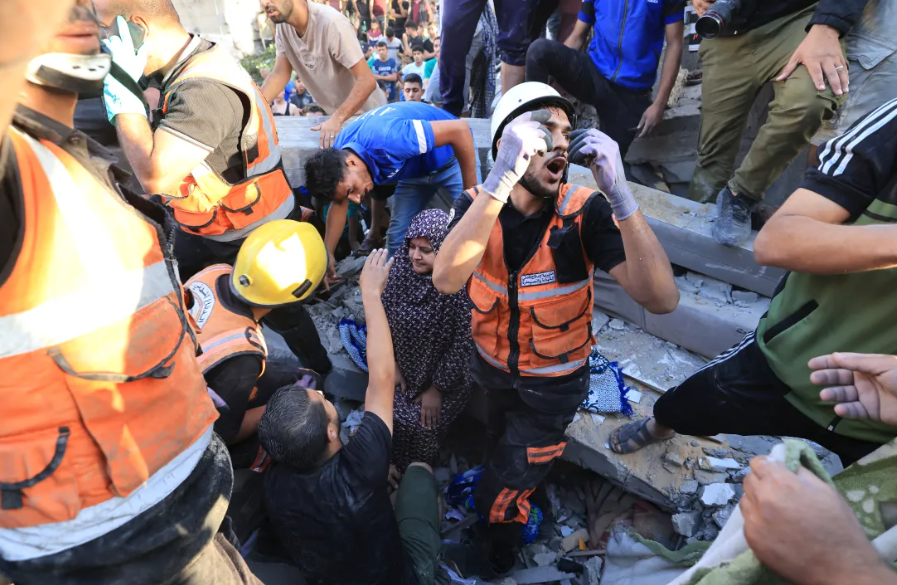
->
xmin=26 ymin=53 xmax=112 ymax=98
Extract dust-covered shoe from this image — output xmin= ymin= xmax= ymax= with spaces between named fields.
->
xmin=712 ymin=186 xmax=754 ymax=247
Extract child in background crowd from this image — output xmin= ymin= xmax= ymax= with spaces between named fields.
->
xmin=384 ymin=26 xmax=404 ymax=62
xmin=423 ymin=37 xmax=438 ymax=87
xmin=370 ymin=40 xmax=399 ymax=101
xmin=367 ymin=18 xmax=382 ymax=42
xmin=303 ymin=104 xmax=327 ymax=116
xmin=402 ymin=45 xmax=427 ymax=80
xmin=403 ymin=20 xmax=433 ymax=59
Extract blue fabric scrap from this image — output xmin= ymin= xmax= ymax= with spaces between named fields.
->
xmin=580 ymin=347 xmax=633 ymax=417
xmin=339 ymin=318 xmax=368 ymax=372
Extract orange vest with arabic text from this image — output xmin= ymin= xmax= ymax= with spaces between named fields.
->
xmin=0 ymin=127 xmax=218 ymax=528
xmin=161 ymin=44 xmax=294 ymax=239
xmin=467 ymin=184 xmax=597 ymax=377
xmin=185 ymin=264 xmax=268 ymax=375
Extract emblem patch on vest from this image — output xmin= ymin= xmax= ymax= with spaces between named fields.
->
xmin=520 ymin=270 xmax=557 ymax=287
xmin=188 ymin=282 xmax=215 ymax=329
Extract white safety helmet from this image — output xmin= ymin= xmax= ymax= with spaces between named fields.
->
xmin=490 ymin=82 xmax=576 ymax=159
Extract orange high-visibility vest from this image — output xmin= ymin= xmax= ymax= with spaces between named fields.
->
xmin=185 ymin=264 xmax=267 ymax=374
xmin=161 ymin=44 xmax=294 ymax=239
xmin=0 ymin=128 xmax=218 ymax=529
xmin=467 ymin=184 xmax=597 ymax=377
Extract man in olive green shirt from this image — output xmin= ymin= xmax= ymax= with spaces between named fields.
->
xmin=610 ymin=99 xmax=897 ymax=466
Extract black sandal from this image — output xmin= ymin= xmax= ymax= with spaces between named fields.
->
xmin=610 ymin=418 xmax=672 ymax=454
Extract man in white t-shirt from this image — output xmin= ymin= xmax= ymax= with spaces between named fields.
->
xmin=401 ymin=45 xmax=427 ymax=80
xmin=260 ymin=0 xmax=385 ymax=148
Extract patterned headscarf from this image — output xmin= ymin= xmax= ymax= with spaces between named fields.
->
xmin=382 ymin=209 xmax=450 ymax=306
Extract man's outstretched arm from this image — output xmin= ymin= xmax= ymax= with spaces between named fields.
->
xmin=359 ymin=249 xmax=397 ymax=434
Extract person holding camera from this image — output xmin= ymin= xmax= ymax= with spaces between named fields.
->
xmin=689 ymin=0 xmax=868 ymax=247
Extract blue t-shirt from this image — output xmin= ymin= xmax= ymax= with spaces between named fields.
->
xmin=284 ymin=79 xmax=296 ymax=102
xmin=579 ymin=0 xmax=685 ymax=92
xmin=335 ymin=102 xmax=458 ymax=184
xmin=370 ymin=57 xmax=398 ymax=101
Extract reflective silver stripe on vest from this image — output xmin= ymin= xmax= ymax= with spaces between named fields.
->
xmin=201 ymin=194 xmax=295 ymax=242
xmin=558 ymin=185 xmax=585 ymax=216
xmin=520 ymin=357 xmax=587 ymax=375
xmin=517 ymin=278 xmax=590 ymax=302
xmin=472 ymin=271 xmax=508 ymax=296
xmin=0 ymin=133 xmax=177 ymax=359
xmin=475 ymin=342 xmax=509 ymax=371
xmin=200 ymin=332 xmax=250 ymax=354
xmin=248 ymin=87 xmax=283 ymax=177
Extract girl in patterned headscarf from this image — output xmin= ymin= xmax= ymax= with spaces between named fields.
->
xmin=381 ymin=209 xmax=474 ymax=470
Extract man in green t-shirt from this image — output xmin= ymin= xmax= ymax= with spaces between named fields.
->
xmin=610 ymin=99 xmax=897 ymax=466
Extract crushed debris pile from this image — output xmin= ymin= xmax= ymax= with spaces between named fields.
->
xmin=306 ymin=255 xmax=368 ymax=357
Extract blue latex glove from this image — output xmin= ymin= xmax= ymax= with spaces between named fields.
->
xmin=568 ymin=129 xmax=639 ymax=221
xmin=102 ymin=16 xmax=149 ymax=123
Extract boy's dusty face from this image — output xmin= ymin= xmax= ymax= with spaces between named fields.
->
xmin=413 ymin=50 xmax=423 ymax=65
xmin=377 ymin=46 xmax=388 ymax=59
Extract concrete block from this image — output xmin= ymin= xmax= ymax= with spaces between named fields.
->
xmin=680 ymin=479 xmax=699 ymax=495
xmin=702 ymin=457 xmax=741 ymax=472
xmin=511 ymin=566 xmax=577 ymax=585
xmin=672 ymin=510 xmax=702 ymax=537
xmin=700 ymin=483 xmax=735 ymax=507
xmin=569 ymin=165 xmax=786 ymax=297
xmin=594 ymin=275 xmax=763 ymax=360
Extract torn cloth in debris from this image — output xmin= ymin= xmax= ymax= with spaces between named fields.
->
xmin=580 ymin=348 xmax=633 ymax=416
xmin=622 ymin=438 xmax=897 ymax=585
xmin=339 ymin=317 xmax=368 ymax=371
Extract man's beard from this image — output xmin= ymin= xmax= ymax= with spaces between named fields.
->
xmin=518 ymin=167 xmax=560 ymax=201
xmin=268 ymin=0 xmax=294 ymax=23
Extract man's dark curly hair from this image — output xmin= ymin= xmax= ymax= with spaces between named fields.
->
xmin=305 ymin=148 xmax=349 ymax=202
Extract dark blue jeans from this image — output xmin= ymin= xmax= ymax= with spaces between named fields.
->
xmin=439 ymin=0 xmax=540 ymax=117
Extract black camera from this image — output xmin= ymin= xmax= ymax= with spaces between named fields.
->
xmin=695 ymin=0 xmax=742 ymax=39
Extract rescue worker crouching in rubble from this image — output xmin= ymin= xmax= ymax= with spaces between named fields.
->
xmin=0 ymin=2 xmax=260 ymax=583
xmin=96 ymin=0 xmax=333 ymax=377
xmin=186 ymin=220 xmax=328 ymax=471
xmin=433 ymin=82 xmax=679 ymax=573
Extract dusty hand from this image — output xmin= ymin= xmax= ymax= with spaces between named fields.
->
xmin=395 ymin=367 xmax=407 ymax=392
xmin=637 ymin=102 xmax=664 ymax=138
xmin=483 ymin=111 xmax=551 ymax=203
xmin=415 ymin=385 xmax=442 ymax=429
xmin=692 ymin=0 xmax=715 ymax=17
xmin=311 ymin=116 xmax=343 ymax=149
xmin=810 ymin=353 xmax=897 ymax=426
xmin=568 ymin=129 xmax=638 ymax=220
xmin=776 ymin=24 xmax=848 ymax=96
xmin=359 ymin=248 xmax=394 ymax=297
xmin=741 ymin=456 xmax=885 ymax=585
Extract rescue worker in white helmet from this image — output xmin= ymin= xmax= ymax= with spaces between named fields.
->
xmin=185 ymin=220 xmax=328 ymax=473
xmin=433 ymin=82 xmax=680 ymax=574
xmin=95 ymin=0 xmax=333 ymax=378
xmin=0 ymin=1 xmax=262 ymax=583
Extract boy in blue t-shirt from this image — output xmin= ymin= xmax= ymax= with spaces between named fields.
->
xmin=370 ymin=40 xmax=398 ymax=102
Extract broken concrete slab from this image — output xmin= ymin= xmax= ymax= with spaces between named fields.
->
xmin=672 ymin=510 xmax=701 ymax=537
xmin=700 ymin=484 xmax=735 ymax=507
xmin=568 ymin=165 xmax=785 ymax=297
xmin=594 ymin=270 xmax=767 ymax=360
xmin=701 ymin=457 xmax=741 ymax=472
xmin=324 ymin=353 xmax=367 ymax=402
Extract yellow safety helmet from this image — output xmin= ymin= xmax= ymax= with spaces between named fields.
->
xmin=231 ymin=220 xmax=328 ymax=307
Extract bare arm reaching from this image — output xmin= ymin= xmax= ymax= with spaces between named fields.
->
xmin=430 ymin=120 xmax=478 ymax=189
xmin=359 ymin=249 xmax=397 ymax=434
xmin=261 ymin=53 xmax=294 ymax=104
